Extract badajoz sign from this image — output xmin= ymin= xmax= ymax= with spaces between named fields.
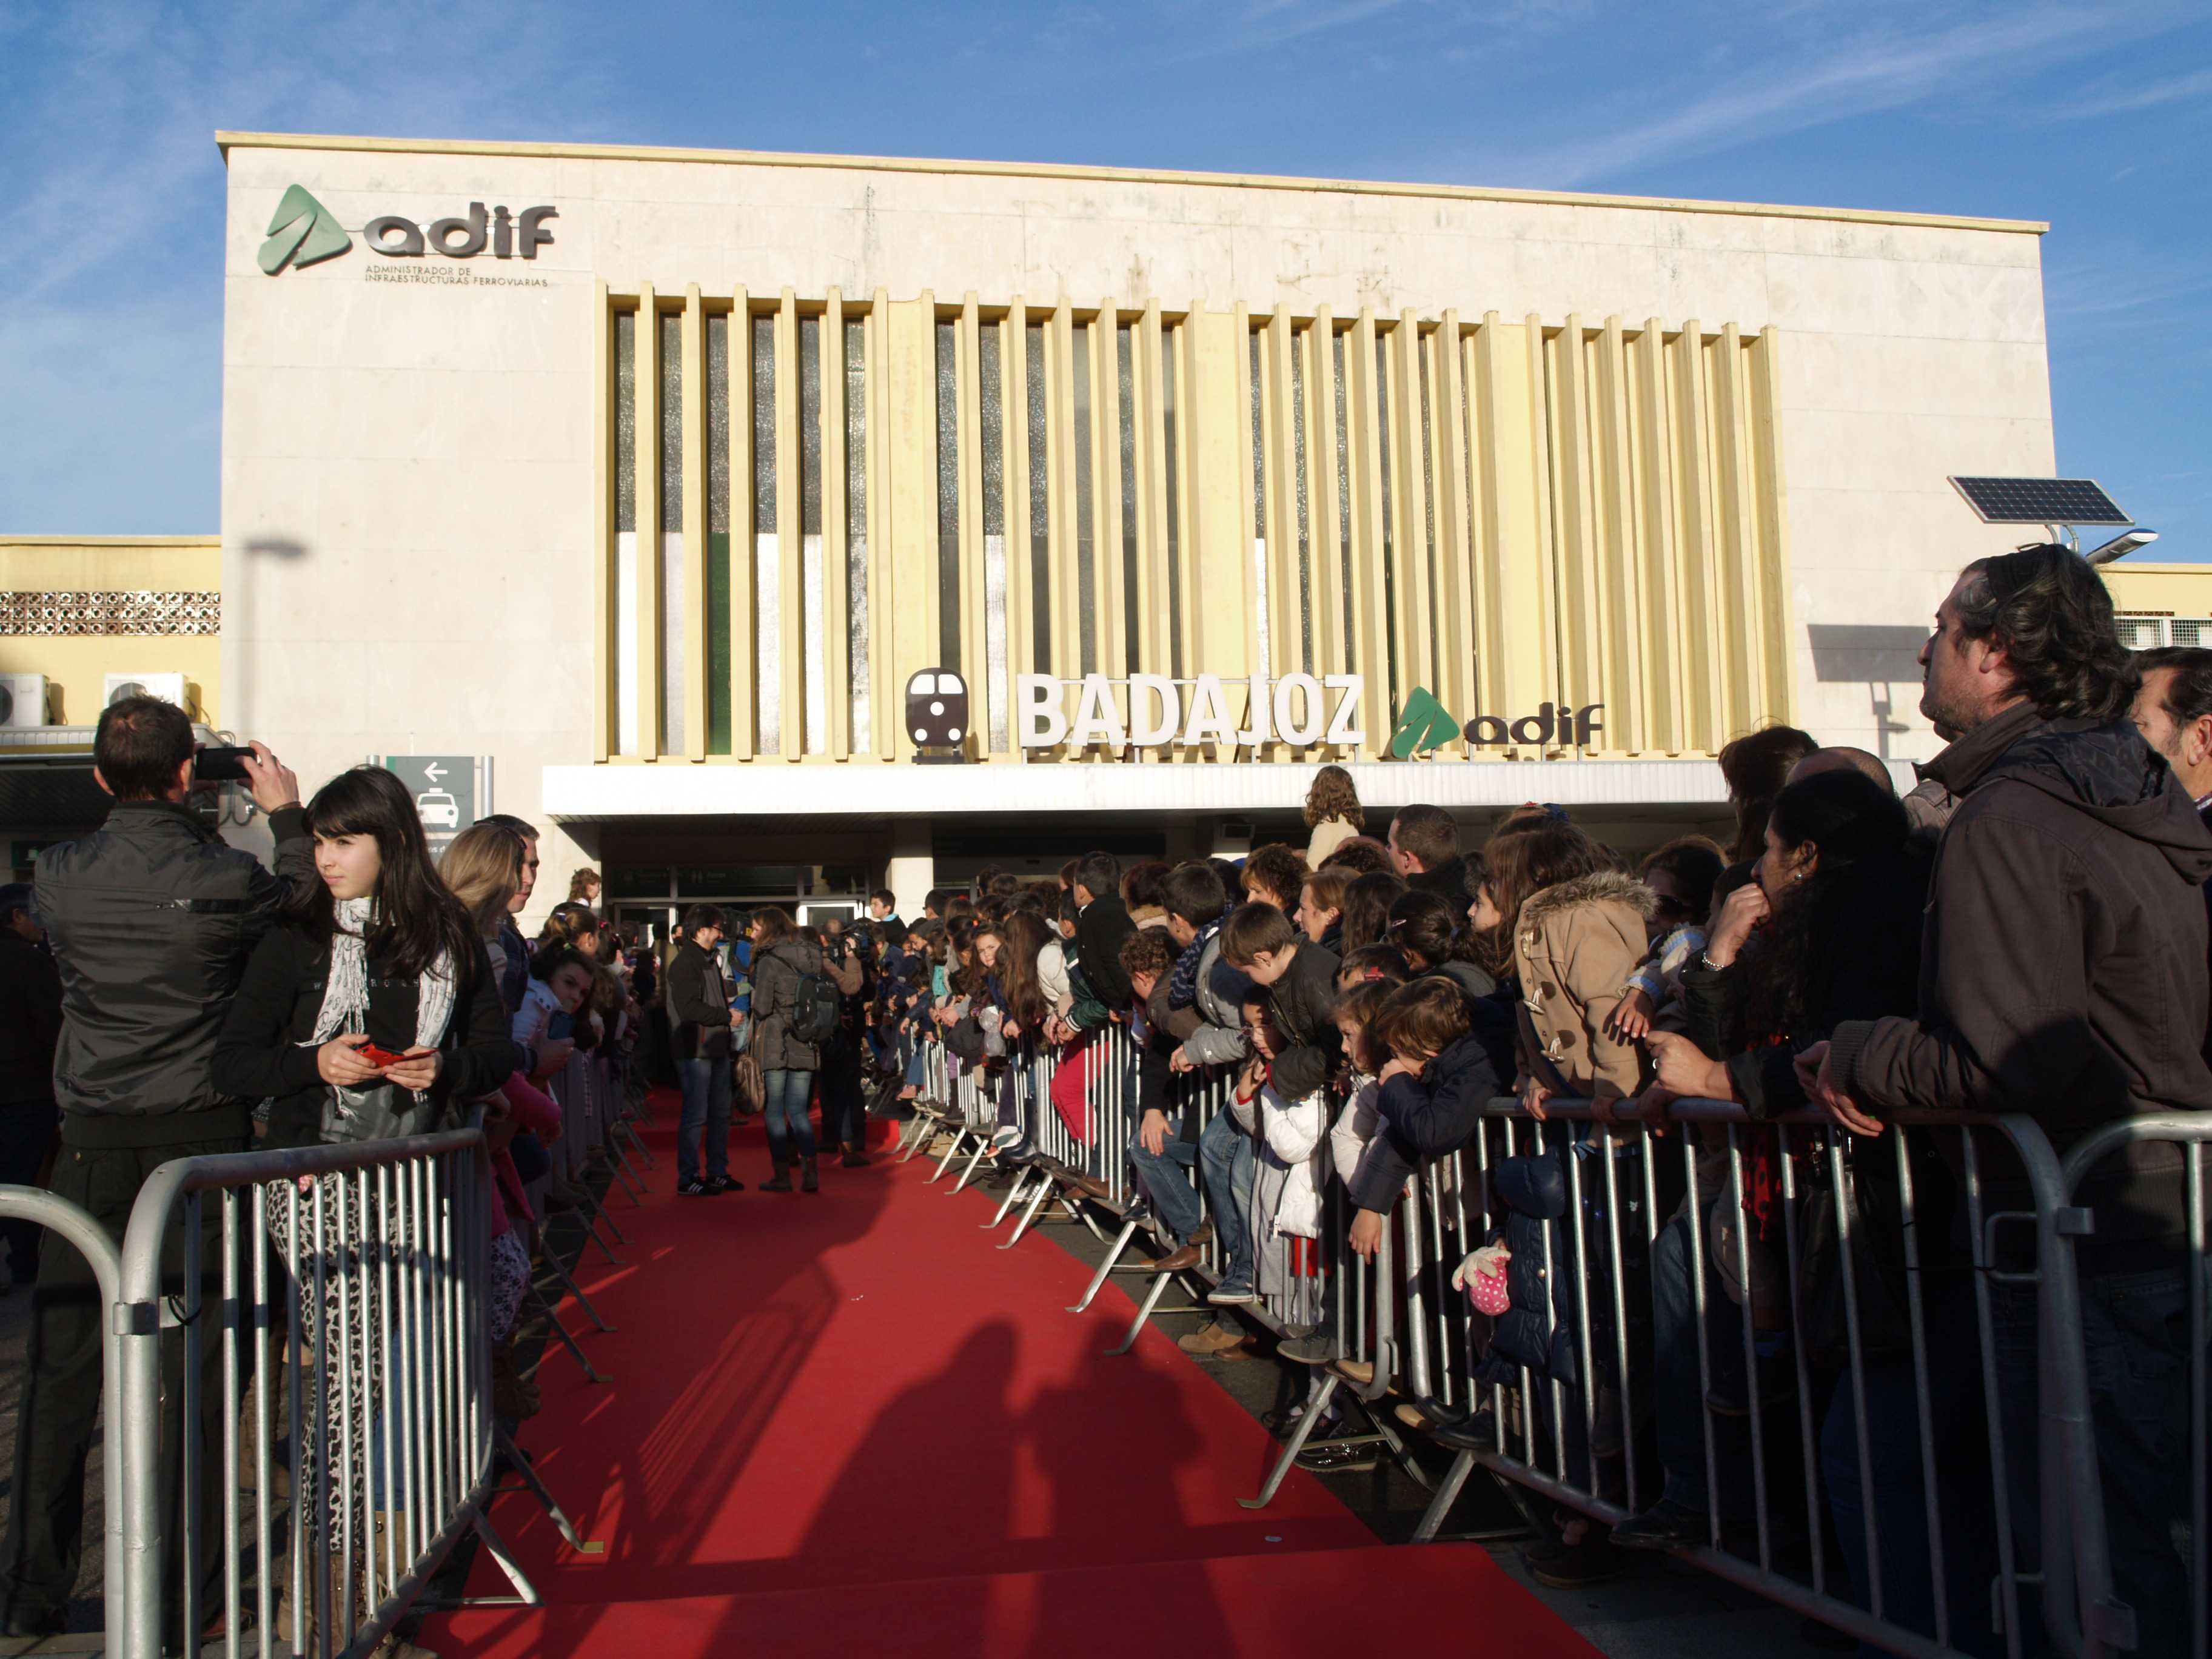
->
xmin=259 ymin=184 xmax=557 ymax=275
xmin=1016 ymin=673 xmax=1366 ymax=751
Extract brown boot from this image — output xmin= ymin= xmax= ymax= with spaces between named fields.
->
xmin=839 ymin=1140 xmax=870 ymax=1168
xmin=760 ymin=1161 xmax=793 ymax=1193
xmin=800 ymin=1155 xmax=820 ymax=1193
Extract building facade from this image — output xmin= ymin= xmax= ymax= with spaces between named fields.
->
xmin=5 ymin=132 xmax=2130 ymax=924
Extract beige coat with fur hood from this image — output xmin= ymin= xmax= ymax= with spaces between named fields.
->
xmin=1513 ymin=870 xmax=1657 ymax=1104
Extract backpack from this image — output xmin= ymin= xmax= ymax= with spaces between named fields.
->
xmin=790 ymin=964 xmax=843 ymax=1047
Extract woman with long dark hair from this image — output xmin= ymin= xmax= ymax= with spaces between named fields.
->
xmin=215 ymin=766 xmax=514 ymax=1146
xmin=1615 ymin=771 xmax=1983 ymax=1655
xmin=1336 ymin=869 xmax=1407 ymax=955
xmin=212 ymin=767 xmax=520 ymax=1606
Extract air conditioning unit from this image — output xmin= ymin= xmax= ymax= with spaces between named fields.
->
xmin=0 ymin=675 xmax=48 ymax=728
xmin=104 ymin=672 xmax=188 ymax=711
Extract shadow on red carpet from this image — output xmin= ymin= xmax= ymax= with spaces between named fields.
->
xmin=423 ymin=1093 xmax=1598 ymax=1658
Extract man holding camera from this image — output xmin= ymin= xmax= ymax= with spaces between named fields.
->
xmin=0 ymin=697 xmax=304 ymax=1639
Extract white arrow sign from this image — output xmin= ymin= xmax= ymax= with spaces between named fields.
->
xmin=423 ymin=762 xmax=446 ymax=783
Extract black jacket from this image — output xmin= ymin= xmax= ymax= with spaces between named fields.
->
xmin=1074 ymin=893 xmax=1136 ymax=1011
xmin=0 ymin=931 xmax=63 ymax=1105
xmin=39 ymin=800 xmax=310 ymax=1147
xmin=665 ymin=938 xmax=732 ymax=1061
xmin=1678 ymin=855 xmax=1923 ymax=1119
xmin=1406 ymin=854 xmax=1472 ymax=901
xmin=1349 ymin=1002 xmax=1518 ymax=1213
xmin=1263 ymin=939 xmax=1342 ymax=1101
xmin=211 ymin=922 xmax=516 ymax=1150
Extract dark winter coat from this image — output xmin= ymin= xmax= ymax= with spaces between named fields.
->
xmin=38 ymin=800 xmax=310 ymax=1147
xmin=1259 ymin=938 xmax=1342 ymax=1101
xmin=1073 ymin=891 xmax=1136 ymax=1012
xmin=211 ymin=922 xmax=517 ymax=1150
xmin=751 ymin=937 xmax=826 ymax=1072
xmin=1406 ymin=854 xmax=1473 ymax=901
xmin=665 ymin=937 xmax=733 ymax=1061
xmin=1347 ymin=1004 xmax=1517 ymax=1213
xmin=0 ymin=930 xmax=63 ymax=1105
xmin=1831 ymin=703 xmax=2212 ymax=1250
xmin=1677 ymin=854 xmax=1924 ymax=1119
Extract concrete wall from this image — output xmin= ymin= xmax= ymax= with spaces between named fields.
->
xmin=220 ymin=136 xmax=2056 ymax=904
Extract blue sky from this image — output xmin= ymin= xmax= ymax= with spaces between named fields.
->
xmin=2 ymin=0 xmax=2207 ymax=554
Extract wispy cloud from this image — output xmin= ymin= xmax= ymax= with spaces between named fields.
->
xmin=2059 ymin=65 xmax=2212 ymax=118
xmin=1481 ymin=3 xmax=2184 ymax=186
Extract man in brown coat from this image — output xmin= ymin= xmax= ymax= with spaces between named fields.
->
xmin=1800 ymin=545 xmax=2211 ymax=1657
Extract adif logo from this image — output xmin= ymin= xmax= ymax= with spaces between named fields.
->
xmin=258 ymin=185 xmax=558 ymax=275
xmin=258 ymin=185 xmax=350 ymax=274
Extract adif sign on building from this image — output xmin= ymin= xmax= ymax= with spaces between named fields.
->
xmin=1016 ymin=673 xmax=1366 ymax=751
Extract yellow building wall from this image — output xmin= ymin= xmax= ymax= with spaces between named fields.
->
xmin=2102 ymin=563 xmax=2212 ymax=620
xmin=591 ymin=294 xmax=1793 ymax=769
xmin=0 ymin=537 xmax=223 ymax=726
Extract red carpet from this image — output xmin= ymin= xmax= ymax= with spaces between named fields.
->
xmin=424 ymin=1097 xmax=1598 ymax=1658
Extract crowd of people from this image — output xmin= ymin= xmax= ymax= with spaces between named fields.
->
xmin=726 ymin=544 xmax=2195 ymax=1658
xmin=0 ymin=541 xmax=2202 ymax=1657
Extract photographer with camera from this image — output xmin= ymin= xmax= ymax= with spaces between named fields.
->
xmin=0 ymin=698 xmax=304 ymax=1641
xmin=816 ymin=922 xmax=872 ymax=1168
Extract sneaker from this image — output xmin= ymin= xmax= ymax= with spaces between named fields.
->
xmin=677 ymin=1178 xmax=712 ymax=1196
xmin=1609 ymin=1498 xmax=1709 ymax=1553
xmin=1276 ymin=1332 xmax=1340 ymax=1364
xmin=1295 ymin=1439 xmax=1379 ymax=1474
xmin=705 ymin=1174 xmax=744 ymax=1193
xmin=1207 ymin=1281 xmax=1258 ymax=1306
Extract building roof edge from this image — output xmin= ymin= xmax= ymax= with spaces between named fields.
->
xmin=212 ymin=130 xmax=2049 ymax=237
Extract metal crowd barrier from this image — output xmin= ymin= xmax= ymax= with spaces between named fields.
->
xmin=104 ymin=1124 xmax=540 ymax=1659
xmin=896 ymin=1015 xmax=2193 ymax=1659
xmin=1382 ymin=1096 xmax=2124 ymax=1659
xmin=898 ymin=1024 xmax=1406 ymax=1473
xmin=2049 ymin=1113 xmax=2210 ymax=1659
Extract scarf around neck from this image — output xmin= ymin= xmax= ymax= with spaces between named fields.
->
xmin=1167 ymin=919 xmax=1221 ymax=1011
xmin=301 ymin=895 xmax=458 ymax=1066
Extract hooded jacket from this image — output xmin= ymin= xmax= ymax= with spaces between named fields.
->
xmin=1348 ymin=1008 xmax=1517 ymax=1213
xmin=1514 ymin=870 xmax=1656 ymax=1104
xmin=751 ymin=936 xmax=828 ymax=1072
xmin=1255 ymin=937 xmax=1342 ymax=1101
xmin=1829 ymin=702 xmax=2212 ymax=1249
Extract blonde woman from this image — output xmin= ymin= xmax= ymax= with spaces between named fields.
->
xmin=1303 ymin=764 xmax=1365 ymax=866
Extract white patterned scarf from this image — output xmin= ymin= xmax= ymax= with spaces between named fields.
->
xmin=301 ymin=895 xmax=458 ymax=1064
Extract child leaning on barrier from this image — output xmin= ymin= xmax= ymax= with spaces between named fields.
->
xmin=1325 ymin=979 xmax=1397 ymax=1196
xmin=1233 ymin=990 xmax=1329 ymax=1295
xmin=1603 ymin=838 xmax=1724 ymax=1042
xmin=1341 ymin=979 xmax=1515 ymax=1261
xmin=1470 ymin=819 xmax=1654 ymax=1122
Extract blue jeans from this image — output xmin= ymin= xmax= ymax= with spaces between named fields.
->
xmin=1991 ymin=1265 xmax=2207 ymax=1659
xmin=762 ymin=1067 xmax=817 ymax=1164
xmin=1128 ymin=1128 xmax=1205 ymax=1243
xmin=1821 ymin=1274 xmax=2002 ymax=1658
xmin=676 ymin=1056 xmax=732 ymax=1185
xmin=1200 ymin=1106 xmax=1255 ymax=1291
xmin=1649 ymin=1210 xmax=1761 ymax=1523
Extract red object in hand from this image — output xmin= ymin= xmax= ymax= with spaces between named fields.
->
xmin=357 ymin=1042 xmax=409 ymax=1068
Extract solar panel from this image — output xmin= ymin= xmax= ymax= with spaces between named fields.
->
xmin=1948 ymin=477 xmax=2131 ymax=525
